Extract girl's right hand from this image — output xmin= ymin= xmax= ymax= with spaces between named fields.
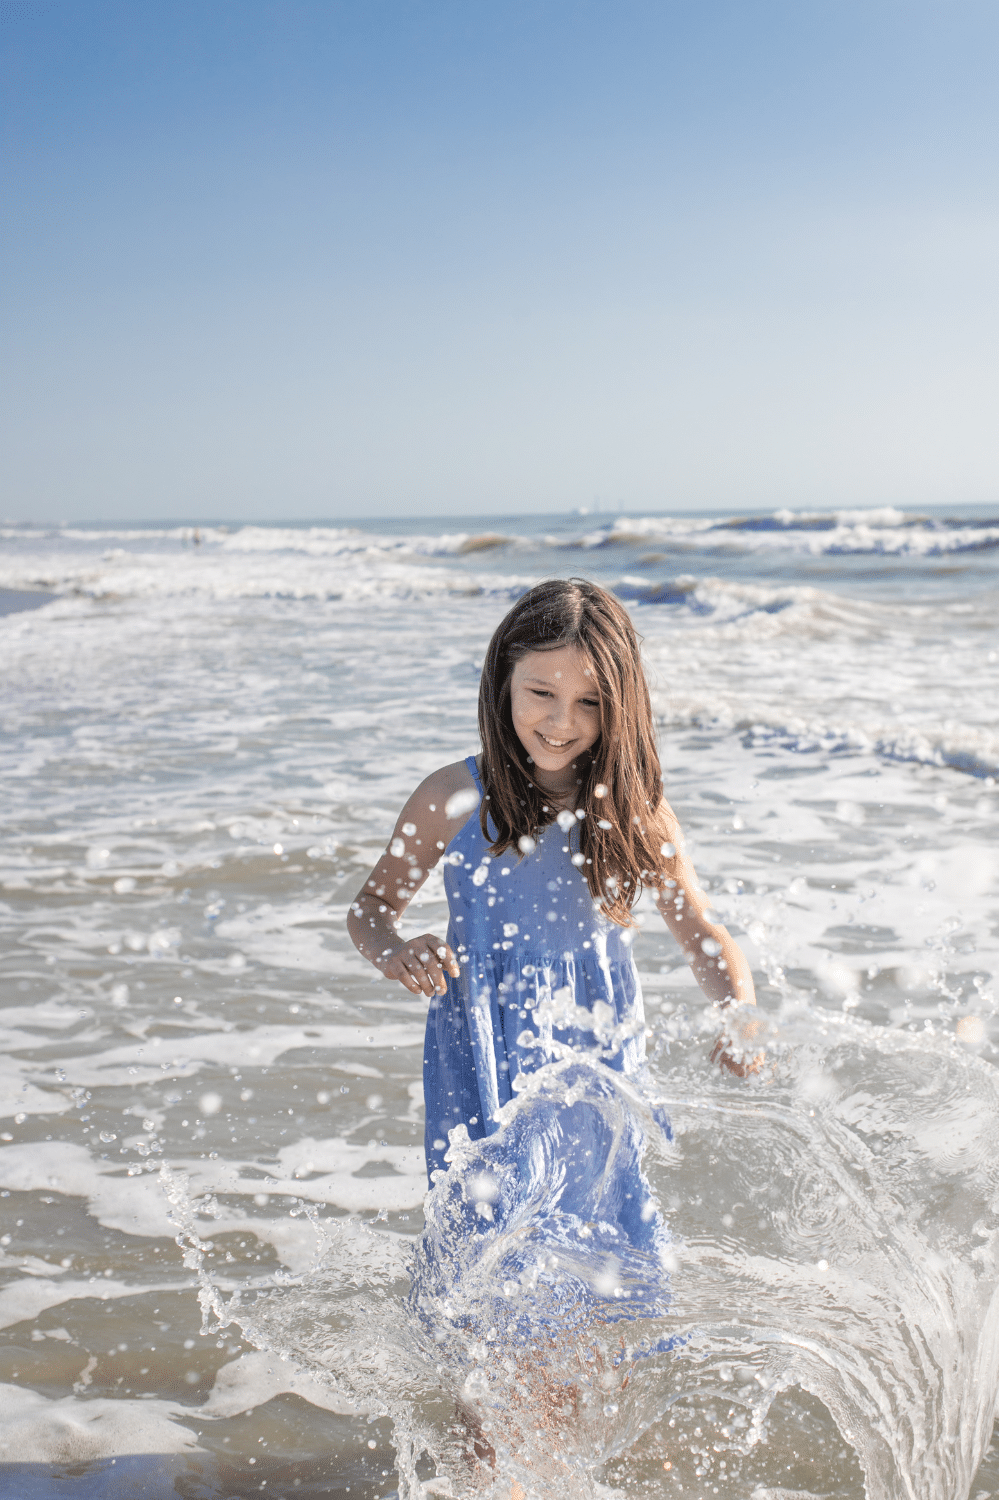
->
xmin=382 ymin=935 xmax=460 ymax=997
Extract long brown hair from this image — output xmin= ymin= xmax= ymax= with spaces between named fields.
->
xmin=478 ymin=578 xmax=671 ymax=926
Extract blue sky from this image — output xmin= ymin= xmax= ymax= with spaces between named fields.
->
xmin=2 ymin=0 xmax=996 ymax=520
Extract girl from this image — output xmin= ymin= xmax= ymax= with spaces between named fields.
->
xmin=348 ymin=577 xmax=761 ymax=1189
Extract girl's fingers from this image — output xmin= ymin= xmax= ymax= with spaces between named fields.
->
xmin=401 ymin=949 xmax=448 ymax=995
xmin=422 ymin=941 xmax=459 ymax=985
xmin=386 ymin=955 xmax=425 ymax=993
xmin=401 ymin=967 xmax=425 ymax=994
xmin=410 ymin=953 xmax=443 ymax=995
xmin=711 ymin=1034 xmax=766 ymax=1078
xmin=410 ymin=936 xmax=457 ymax=993
xmin=434 ymin=942 xmax=461 ymax=978
xmin=401 ymin=957 xmax=434 ymax=995
xmin=416 ymin=948 xmax=444 ymax=984
xmin=383 ymin=936 xmax=455 ymax=996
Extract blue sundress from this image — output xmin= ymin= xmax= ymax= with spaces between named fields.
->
xmin=415 ymin=758 xmax=675 ymax=1342
xmin=427 ymin=758 xmax=674 ymax=1199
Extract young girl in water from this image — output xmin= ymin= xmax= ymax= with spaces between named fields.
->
xmin=347 ymin=578 xmax=761 ymax=1487
xmin=348 ymin=577 xmax=760 ymax=1185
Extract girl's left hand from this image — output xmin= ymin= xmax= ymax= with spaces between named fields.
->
xmin=710 ymin=1007 xmax=766 ymax=1078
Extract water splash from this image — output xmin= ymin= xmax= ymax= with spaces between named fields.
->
xmin=169 ymin=1002 xmax=997 ymax=1499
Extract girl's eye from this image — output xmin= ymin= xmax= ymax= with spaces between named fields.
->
xmin=526 ymin=688 xmax=598 ymax=707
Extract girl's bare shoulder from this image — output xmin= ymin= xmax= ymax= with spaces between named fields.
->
xmin=414 ymin=758 xmax=479 ymax=802
xmin=394 ymin=759 xmax=481 ymax=845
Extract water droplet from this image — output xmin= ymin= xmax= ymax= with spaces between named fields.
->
xmin=956 ymin=1015 xmax=985 ymax=1046
xmin=446 ymin=788 xmax=479 ymax=819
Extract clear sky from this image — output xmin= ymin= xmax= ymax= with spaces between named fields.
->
xmin=2 ymin=0 xmax=996 ymax=521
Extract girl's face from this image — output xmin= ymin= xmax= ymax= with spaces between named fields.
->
xmin=508 ymin=644 xmax=601 ymax=782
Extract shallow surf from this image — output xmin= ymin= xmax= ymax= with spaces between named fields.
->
xmin=0 ymin=507 xmax=995 ymax=1497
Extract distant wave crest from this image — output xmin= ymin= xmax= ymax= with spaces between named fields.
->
xmin=573 ymin=509 xmax=997 ymax=557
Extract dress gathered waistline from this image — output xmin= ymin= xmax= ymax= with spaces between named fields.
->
xmin=455 ymin=948 xmax=635 ymax=966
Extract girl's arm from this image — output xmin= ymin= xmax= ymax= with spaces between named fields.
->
xmin=652 ymin=804 xmax=764 ymax=1076
xmin=346 ymin=760 xmax=477 ymax=998
xmin=653 ymin=857 xmax=755 ymax=1008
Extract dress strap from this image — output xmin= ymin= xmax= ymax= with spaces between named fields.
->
xmin=465 ymin=755 xmax=484 ymax=793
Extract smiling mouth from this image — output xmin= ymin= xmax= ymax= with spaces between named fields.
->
xmin=538 ymin=733 xmax=573 ymax=748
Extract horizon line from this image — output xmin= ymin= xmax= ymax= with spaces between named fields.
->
xmin=4 ymin=500 xmax=998 ymax=529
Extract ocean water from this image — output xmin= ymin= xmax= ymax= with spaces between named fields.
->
xmin=0 ymin=506 xmax=996 ymax=1499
